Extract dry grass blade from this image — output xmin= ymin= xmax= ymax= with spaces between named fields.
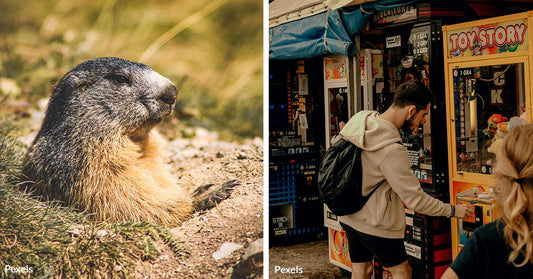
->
xmin=139 ymin=0 xmax=228 ymax=63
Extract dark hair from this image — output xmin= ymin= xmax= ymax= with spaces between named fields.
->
xmin=392 ymin=80 xmax=435 ymax=112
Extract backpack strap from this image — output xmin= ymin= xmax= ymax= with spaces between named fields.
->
xmin=365 ymin=179 xmax=386 ymax=198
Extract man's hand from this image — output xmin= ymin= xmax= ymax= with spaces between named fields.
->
xmin=454 ymin=203 xmax=475 ymax=219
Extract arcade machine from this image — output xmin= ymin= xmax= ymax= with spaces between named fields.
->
xmin=269 ymin=58 xmax=326 ymax=245
xmin=324 ymin=49 xmax=385 ymax=272
xmin=442 ymin=11 xmax=533 ymax=259
xmin=383 ymin=20 xmax=449 ymax=195
xmin=321 ymin=54 xmax=359 ymax=271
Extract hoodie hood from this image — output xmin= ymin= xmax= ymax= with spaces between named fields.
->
xmin=339 ymin=110 xmax=402 ymax=151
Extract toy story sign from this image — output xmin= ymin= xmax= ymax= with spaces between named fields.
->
xmin=447 ymin=18 xmax=528 ymax=58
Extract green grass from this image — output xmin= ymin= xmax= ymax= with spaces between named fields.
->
xmin=0 ymin=124 xmax=189 ymax=278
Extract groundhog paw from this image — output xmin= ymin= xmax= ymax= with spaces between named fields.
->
xmin=192 ymin=179 xmax=240 ymax=212
xmin=192 ymin=183 xmax=215 ymax=197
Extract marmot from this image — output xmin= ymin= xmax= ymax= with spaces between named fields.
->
xmin=22 ymin=57 xmax=234 ymax=227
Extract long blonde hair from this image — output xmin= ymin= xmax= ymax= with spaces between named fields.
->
xmin=493 ymin=123 xmax=533 ymax=267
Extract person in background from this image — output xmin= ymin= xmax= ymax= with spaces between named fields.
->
xmin=338 ymin=80 xmax=473 ymax=279
xmin=442 ymin=124 xmax=533 ymax=279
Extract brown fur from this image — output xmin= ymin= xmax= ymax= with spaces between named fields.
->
xmin=75 ymin=131 xmax=191 ymax=226
xmin=22 ymin=57 xmax=192 ymax=227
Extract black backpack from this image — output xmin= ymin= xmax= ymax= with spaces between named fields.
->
xmin=318 ymin=137 xmax=385 ymax=216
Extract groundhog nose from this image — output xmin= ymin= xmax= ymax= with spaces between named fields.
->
xmin=159 ymin=85 xmax=178 ymax=105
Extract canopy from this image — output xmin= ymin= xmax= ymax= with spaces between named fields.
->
xmin=269 ymin=0 xmax=418 ymax=60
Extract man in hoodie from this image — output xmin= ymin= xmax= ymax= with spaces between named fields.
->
xmin=337 ymin=80 xmax=473 ymax=279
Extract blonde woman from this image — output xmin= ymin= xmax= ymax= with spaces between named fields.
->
xmin=442 ymin=124 xmax=533 ymax=278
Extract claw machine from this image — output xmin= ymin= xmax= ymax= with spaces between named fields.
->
xmin=443 ymin=11 xmax=533 ymax=258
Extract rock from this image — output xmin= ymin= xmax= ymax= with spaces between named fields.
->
xmin=229 ymin=238 xmax=263 ymax=279
xmin=212 ymin=242 xmax=243 ymax=261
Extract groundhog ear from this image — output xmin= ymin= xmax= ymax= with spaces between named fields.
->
xmin=66 ymin=73 xmax=88 ymax=92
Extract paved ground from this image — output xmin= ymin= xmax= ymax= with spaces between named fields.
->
xmin=269 ymin=240 xmax=350 ymax=279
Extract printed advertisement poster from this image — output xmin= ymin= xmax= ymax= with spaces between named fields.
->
xmin=328 ymin=228 xmax=352 ymax=269
xmin=324 ymin=55 xmax=347 ymax=80
xmin=447 ymin=18 xmax=528 ymax=58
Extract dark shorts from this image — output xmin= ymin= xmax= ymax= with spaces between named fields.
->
xmin=340 ymin=222 xmax=407 ymax=268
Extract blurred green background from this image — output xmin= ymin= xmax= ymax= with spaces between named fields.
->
xmin=0 ymin=0 xmax=263 ymax=139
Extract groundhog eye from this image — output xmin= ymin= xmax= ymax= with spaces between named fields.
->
xmin=110 ymin=74 xmax=130 ymax=84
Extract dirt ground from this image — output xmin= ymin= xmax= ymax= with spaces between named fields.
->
xmin=134 ymin=127 xmax=264 ymax=278
xmin=269 ymin=240 xmax=349 ymax=279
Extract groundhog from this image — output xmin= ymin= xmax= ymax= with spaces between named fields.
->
xmin=22 ymin=57 xmax=236 ymax=227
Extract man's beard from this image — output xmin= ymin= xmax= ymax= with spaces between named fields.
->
xmin=401 ymin=114 xmax=416 ymax=134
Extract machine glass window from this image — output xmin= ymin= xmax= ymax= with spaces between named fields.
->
xmin=453 ymin=62 xmax=526 ymax=174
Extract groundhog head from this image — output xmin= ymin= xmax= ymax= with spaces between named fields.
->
xmin=43 ymin=57 xmax=177 ymax=140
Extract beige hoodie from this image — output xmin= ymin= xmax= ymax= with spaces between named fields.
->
xmin=338 ymin=110 xmax=452 ymax=239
